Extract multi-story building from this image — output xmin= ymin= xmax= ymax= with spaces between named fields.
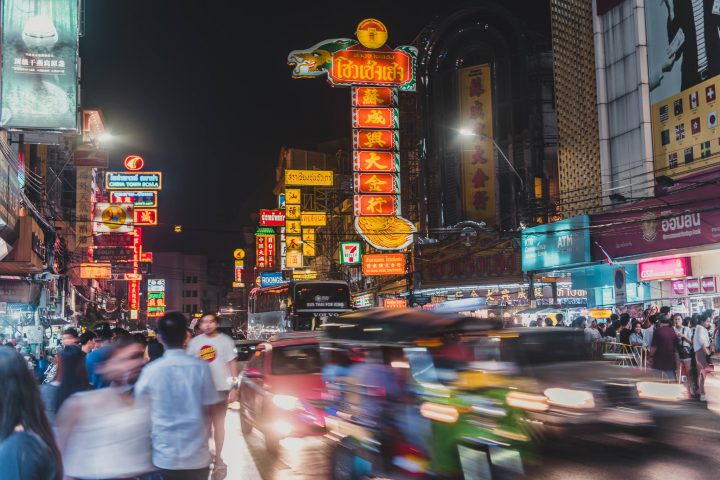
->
xmin=152 ymin=252 xmax=222 ymax=317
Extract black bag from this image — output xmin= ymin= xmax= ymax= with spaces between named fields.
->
xmin=678 ymin=344 xmax=693 ymax=359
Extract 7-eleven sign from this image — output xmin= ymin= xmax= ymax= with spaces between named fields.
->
xmin=340 ymin=241 xmax=362 ymax=265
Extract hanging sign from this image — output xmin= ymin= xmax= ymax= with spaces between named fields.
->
xmin=93 ymin=203 xmax=134 ymax=233
xmin=124 ymin=155 xmax=145 ymax=171
xmin=352 ymin=87 xmax=396 ymax=107
xmin=352 ymin=129 xmax=398 ymax=151
xmin=340 ymin=241 xmax=362 ymax=264
xmin=80 ymin=263 xmax=112 ymax=279
xmin=285 ymin=188 xmax=301 ymax=204
xmin=259 ymin=209 xmax=286 ymax=226
xmin=133 ymin=208 xmax=158 ymax=226
xmin=352 ymin=107 xmax=398 ymax=129
xmin=300 ymin=211 xmax=327 ymax=226
xmin=106 ymin=172 xmax=162 ymax=190
xmin=110 ymin=191 xmax=157 ymax=207
xmin=354 ymin=173 xmax=400 ymax=194
xmin=362 ymin=253 xmax=406 ymax=276
xmin=354 ymin=151 xmax=400 ymax=172
xmin=285 ymin=170 xmax=333 ymax=186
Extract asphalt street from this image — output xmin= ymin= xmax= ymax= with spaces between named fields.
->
xmin=220 ymin=405 xmax=720 ymax=479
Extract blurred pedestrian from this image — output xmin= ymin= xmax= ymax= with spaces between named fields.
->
xmin=629 ymin=321 xmax=644 ymax=346
xmin=135 ymin=312 xmax=218 ymax=480
xmin=694 ymin=315 xmax=713 ymax=402
xmin=35 ymin=350 xmax=49 ymax=384
xmin=555 ymin=313 xmax=565 ymax=327
xmin=86 ymin=324 xmax=113 ymax=389
xmin=62 ymin=327 xmax=80 ymax=347
xmin=40 ymin=346 xmax=90 ymax=425
xmin=605 ymin=320 xmax=620 ymax=338
xmin=643 ymin=315 xmax=657 ymax=349
xmin=55 ymin=338 xmax=153 ymax=480
xmin=618 ymin=314 xmax=632 ymax=345
xmin=650 ymin=314 xmax=678 ymax=381
xmin=186 ymin=313 xmax=238 ymax=479
xmin=79 ymin=331 xmax=96 ymax=355
xmin=544 ymin=317 xmax=553 ymax=327
xmin=674 ymin=314 xmax=694 ymax=394
xmin=146 ymin=338 xmax=164 ymax=363
xmin=0 ymin=348 xmax=63 ymax=479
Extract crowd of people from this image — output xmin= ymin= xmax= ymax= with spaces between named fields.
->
xmin=0 ymin=312 xmax=238 ymax=480
xmin=542 ymin=307 xmax=718 ymax=402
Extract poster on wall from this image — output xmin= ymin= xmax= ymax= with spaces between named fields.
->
xmin=1 ymin=0 xmax=79 ymax=130
xmin=646 ymin=3 xmax=720 ymax=178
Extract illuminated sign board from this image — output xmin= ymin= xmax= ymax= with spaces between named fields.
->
xmin=354 ymin=151 xmax=400 ymax=172
xmin=353 ymin=129 xmax=398 ymax=151
xmin=1 ymin=0 xmax=79 ymax=130
xmin=352 ymin=87 xmax=396 ymax=107
xmin=124 ymin=155 xmax=145 ymax=171
xmin=352 ymin=107 xmax=398 ymax=129
xmin=255 ymin=234 xmax=276 ymax=269
xmin=638 ymin=257 xmax=691 ymax=281
xmin=80 ymin=263 xmax=112 ymax=279
xmin=353 ymin=195 xmax=399 ymax=216
xmin=106 ymin=172 xmax=162 ymax=190
xmin=92 ymin=247 xmax=134 ymax=263
xmin=286 ymin=249 xmax=303 ymax=269
xmin=340 ymin=241 xmax=362 ymax=265
xmin=110 ymin=191 xmax=157 ymax=207
xmin=300 ymin=212 xmax=327 ymax=227
xmin=330 ymin=49 xmax=415 ymax=88
xmin=148 ymin=279 xmax=166 ymax=292
xmin=354 ymin=173 xmax=400 ymax=194
xmin=285 ymin=170 xmax=333 ymax=186
xmin=233 ymin=249 xmax=245 ymax=260
xmin=285 ymin=188 xmax=301 ymax=204
xmin=140 ymin=251 xmax=153 ymax=262
xmin=93 ymin=203 xmax=134 ymax=233
xmin=129 ymin=280 xmax=140 ymax=310
xmin=302 ymin=229 xmax=315 ymax=257
xmin=384 ymin=298 xmax=407 ymax=309
xmin=292 ymin=270 xmax=317 ymax=280
xmin=93 ymin=233 xmax=134 ymax=247
xmin=259 ymin=209 xmax=286 ymax=226
xmin=362 ymin=253 xmax=406 ymax=276
xmin=133 ymin=208 xmax=158 ymax=226
xmin=260 ymin=272 xmax=287 ymax=287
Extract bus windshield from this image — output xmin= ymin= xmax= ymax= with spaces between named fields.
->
xmin=294 ymin=283 xmax=350 ymax=311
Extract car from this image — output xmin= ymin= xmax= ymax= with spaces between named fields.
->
xmin=238 ymin=332 xmax=326 ymax=452
xmin=473 ymin=328 xmax=697 ymax=442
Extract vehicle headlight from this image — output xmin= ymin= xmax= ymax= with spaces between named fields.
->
xmin=637 ymin=382 xmax=688 ymax=401
xmin=272 ymin=394 xmax=302 ymax=411
xmin=506 ymin=391 xmax=549 ymax=412
xmin=420 ymin=402 xmax=460 ymax=423
xmin=543 ymin=388 xmax=595 ymax=409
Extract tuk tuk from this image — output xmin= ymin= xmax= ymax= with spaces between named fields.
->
xmin=320 ymin=308 xmax=533 ymax=479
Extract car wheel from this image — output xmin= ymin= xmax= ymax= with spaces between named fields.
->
xmin=239 ymin=406 xmax=252 ymax=435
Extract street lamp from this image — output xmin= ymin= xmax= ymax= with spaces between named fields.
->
xmin=458 ymin=128 xmax=524 ymax=189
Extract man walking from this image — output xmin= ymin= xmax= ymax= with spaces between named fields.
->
xmin=86 ymin=324 xmax=112 ymax=389
xmin=650 ymin=314 xmax=679 ymax=381
xmin=135 ymin=312 xmax=218 ymax=480
xmin=187 ymin=314 xmax=238 ymax=479
xmin=694 ymin=314 xmax=713 ymax=401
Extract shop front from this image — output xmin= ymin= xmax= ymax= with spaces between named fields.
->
xmin=590 ymin=183 xmax=720 ymax=314
xmin=520 ymin=215 xmax=592 ymax=321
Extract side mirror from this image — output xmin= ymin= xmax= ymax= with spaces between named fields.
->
xmin=244 ymin=368 xmax=263 ymax=379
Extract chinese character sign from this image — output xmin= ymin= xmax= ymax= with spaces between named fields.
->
xmin=354 ymin=151 xmax=400 ymax=172
xmin=458 ymin=64 xmax=496 ymax=225
xmin=255 ymin=234 xmax=276 ymax=269
xmin=362 ymin=253 xmax=406 ymax=276
xmin=1 ymin=0 xmax=79 ymax=129
xmin=352 ymin=87 xmax=396 ymax=107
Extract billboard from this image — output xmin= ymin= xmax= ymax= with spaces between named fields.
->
xmin=458 ymin=64 xmax=496 ymax=224
xmin=362 ymin=253 xmax=406 ymax=276
xmin=285 ymin=170 xmax=333 ymax=186
xmin=133 ymin=208 xmax=158 ymax=226
xmin=646 ymin=3 xmax=720 ymax=178
xmin=93 ymin=203 xmax=134 ymax=233
xmin=521 ymin=215 xmax=591 ymax=271
xmin=340 ymin=241 xmax=362 ymax=265
xmin=259 ymin=209 xmax=286 ymax=226
xmin=110 ymin=191 xmax=157 ymax=207
xmin=1 ymin=0 xmax=79 ymax=130
xmin=106 ymin=172 xmax=162 ymax=190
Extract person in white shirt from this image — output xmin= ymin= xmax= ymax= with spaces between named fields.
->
xmin=186 ymin=314 xmax=238 ymax=479
xmin=693 ymin=315 xmax=713 ymax=401
xmin=135 ymin=312 xmax=218 ymax=480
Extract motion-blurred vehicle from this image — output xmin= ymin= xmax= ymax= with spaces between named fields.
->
xmin=475 ymin=328 xmax=693 ymax=441
xmin=247 ymin=280 xmax=352 ymax=340
xmin=706 ymin=371 xmax=720 ymax=416
xmin=321 ymin=309 xmax=530 ymax=480
xmin=238 ymin=333 xmax=326 ymax=452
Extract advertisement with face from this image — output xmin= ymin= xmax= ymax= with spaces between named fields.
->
xmin=646 ymin=0 xmax=720 ymax=178
xmin=1 ymin=0 xmax=79 ymax=130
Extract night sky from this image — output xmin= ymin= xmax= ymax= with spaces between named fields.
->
xmin=79 ymin=0 xmax=492 ymax=260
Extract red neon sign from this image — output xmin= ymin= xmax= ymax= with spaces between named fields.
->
xmin=124 ymin=155 xmax=145 ymax=171
xmin=638 ymin=257 xmax=691 ymax=281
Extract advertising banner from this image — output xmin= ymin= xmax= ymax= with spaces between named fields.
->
xmin=362 ymin=253 xmax=406 ymax=276
xmin=458 ymin=64 xmax=496 ymax=225
xmin=148 ymin=279 xmax=165 ymax=292
xmin=352 ymin=107 xmax=398 ymax=129
xmin=1 ymin=0 xmax=79 ymax=130
xmin=522 ymin=215 xmax=591 ymax=271
xmin=285 ymin=204 xmax=301 ymax=219
xmin=92 ymin=247 xmax=134 ymax=263
xmin=260 ymin=272 xmax=286 ymax=287
xmin=354 ymin=151 xmax=400 ymax=172
xmin=646 ymin=3 xmax=720 ymax=178
xmin=105 ymin=172 xmax=162 ymax=190
xmin=352 ymin=87 xmax=396 ymax=107
xmin=285 ymin=170 xmax=333 ymax=186
xmin=110 ymin=191 xmax=157 ymax=207
xmin=638 ymin=257 xmax=691 ymax=281
xmin=384 ymin=298 xmax=407 ymax=309
xmin=285 ymin=188 xmax=301 ymax=204
xmin=129 ymin=280 xmax=140 ymax=311
xmin=353 ymin=194 xmax=399 ymax=216
xmin=93 ymin=203 xmax=134 ymax=234
xmin=590 ymin=184 xmax=720 ymax=259
xmin=259 ymin=209 xmax=286 ymax=226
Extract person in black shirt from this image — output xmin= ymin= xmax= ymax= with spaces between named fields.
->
xmin=618 ymin=313 xmax=632 ymax=345
xmin=0 ymin=348 xmax=63 ymax=479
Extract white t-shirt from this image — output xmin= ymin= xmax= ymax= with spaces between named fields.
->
xmin=694 ymin=325 xmax=711 ymax=353
xmin=187 ymin=333 xmax=236 ymax=392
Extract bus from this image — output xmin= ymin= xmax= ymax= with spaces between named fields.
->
xmin=247 ymin=280 xmax=352 ymax=340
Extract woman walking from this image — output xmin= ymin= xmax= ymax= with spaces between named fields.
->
xmin=0 ymin=347 xmax=63 ymax=479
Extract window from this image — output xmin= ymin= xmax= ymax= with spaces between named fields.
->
xmin=185 ymin=290 xmax=190 ymax=297
xmin=192 ymin=276 xmax=198 ymax=283
xmin=272 ymin=345 xmax=321 ymax=375
xmin=185 ymin=276 xmax=191 ymax=284
xmin=192 ymin=290 xmax=198 ymax=298
xmin=184 ymin=304 xmax=191 ymax=313
xmin=192 ymin=304 xmax=198 ymax=313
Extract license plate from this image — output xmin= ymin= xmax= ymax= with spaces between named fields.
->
xmin=602 ymin=409 xmax=652 ymax=425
